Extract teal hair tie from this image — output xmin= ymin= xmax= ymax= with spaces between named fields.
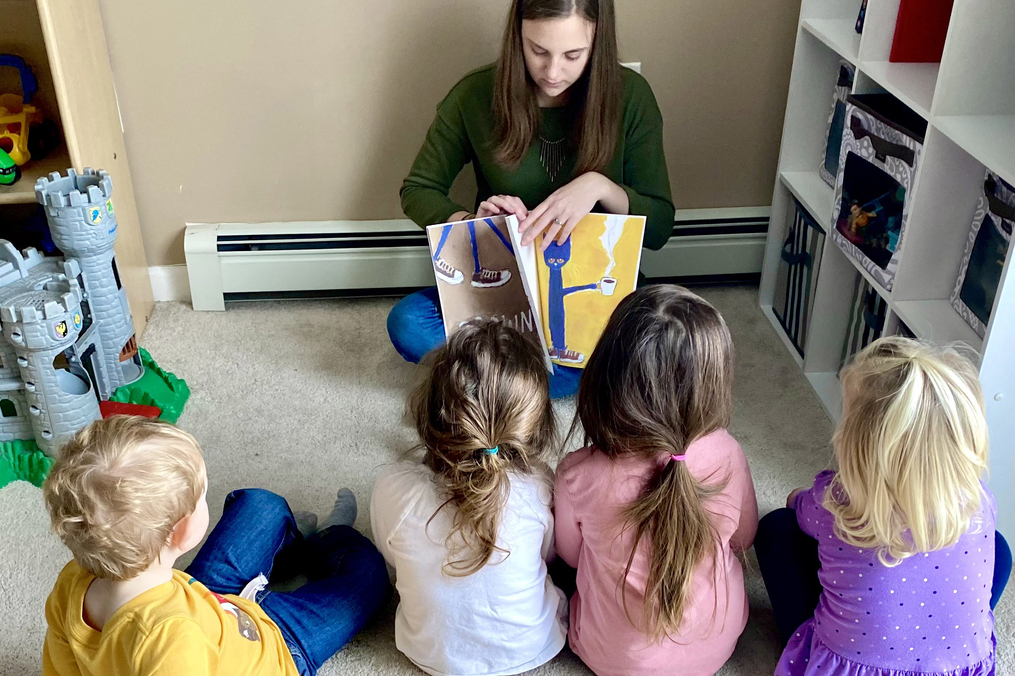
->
xmin=485 ymin=446 xmax=499 ymax=455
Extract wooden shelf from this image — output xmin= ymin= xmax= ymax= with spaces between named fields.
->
xmin=780 ymin=171 xmax=834 ymax=224
xmin=805 ymin=371 xmax=843 ymax=422
xmin=0 ymin=145 xmax=70 ymax=205
xmin=934 ymin=115 xmax=1015 ymax=188
xmin=802 ymin=18 xmax=860 ymax=64
xmin=859 ymin=61 xmax=938 ymax=119
xmin=892 ymin=299 xmax=983 ymax=353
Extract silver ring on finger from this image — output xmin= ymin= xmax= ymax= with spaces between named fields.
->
xmin=554 ymin=218 xmax=564 ymax=226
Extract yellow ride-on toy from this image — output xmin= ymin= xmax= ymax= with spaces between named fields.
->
xmin=0 ymin=55 xmax=58 ymax=167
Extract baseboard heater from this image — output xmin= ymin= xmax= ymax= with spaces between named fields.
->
xmin=184 ymin=208 xmax=769 ymax=311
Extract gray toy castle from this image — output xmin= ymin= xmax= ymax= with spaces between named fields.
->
xmin=0 ymin=168 xmax=142 ymax=455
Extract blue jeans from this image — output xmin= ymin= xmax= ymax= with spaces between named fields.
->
xmin=386 ymin=286 xmax=583 ymax=399
xmin=755 ymin=508 xmax=1013 ymax=646
xmin=187 ymin=489 xmax=391 ymax=676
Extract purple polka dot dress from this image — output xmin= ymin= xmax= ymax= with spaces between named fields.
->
xmin=777 ymin=471 xmax=997 ymax=676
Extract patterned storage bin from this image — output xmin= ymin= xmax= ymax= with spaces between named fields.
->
xmin=839 ymin=276 xmax=888 ymax=372
xmin=773 ymin=199 xmax=825 ymax=356
xmin=819 ymin=62 xmax=856 ymax=188
xmin=950 ymin=171 xmax=1015 ymax=337
xmin=830 ymin=94 xmax=928 ymax=291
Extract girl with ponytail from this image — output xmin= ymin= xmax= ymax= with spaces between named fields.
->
xmin=757 ymin=337 xmax=1010 ymax=676
xmin=370 ymin=319 xmax=567 ymax=676
xmin=554 ymin=285 xmax=759 ymax=676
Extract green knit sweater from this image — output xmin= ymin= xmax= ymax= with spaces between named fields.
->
xmin=400 ymin=65 xmax=675 ymax=250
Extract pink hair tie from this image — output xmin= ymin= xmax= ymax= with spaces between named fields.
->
xmin=670 ymin=454 xmax=687 ymax=462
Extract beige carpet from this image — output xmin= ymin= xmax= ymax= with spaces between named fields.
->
xmin=0 ymin=285 xmax=1010 ymax=675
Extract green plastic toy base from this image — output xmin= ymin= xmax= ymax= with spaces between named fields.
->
xmin=0 ymin=439 xmax=53 ymax=489
xmin=110 ymin=348 xmax=191 ymax=423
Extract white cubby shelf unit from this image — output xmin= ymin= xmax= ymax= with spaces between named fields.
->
xmin=759 ymin=0 xmax=1015 ymax=536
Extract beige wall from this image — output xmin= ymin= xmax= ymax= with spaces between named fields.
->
xmin=97 ymin=0 xmax=800 ymax=267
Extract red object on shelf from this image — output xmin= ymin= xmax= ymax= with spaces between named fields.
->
xmin=100 ymin=400 xmax=162 ymax=419
xmin=889 ymin=0 xmax=954 ymax=63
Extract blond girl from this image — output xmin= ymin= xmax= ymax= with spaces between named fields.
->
xmin=553 ymin=285 xmax=759 ymax=676
xmin=757 ymin=337 xmax=1012 ymax=676
xmin=370 ymin=320 xmax=567 ymax=676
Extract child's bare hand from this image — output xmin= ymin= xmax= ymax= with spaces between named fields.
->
xmin=786 ymin=487 xmax=806 ymax=508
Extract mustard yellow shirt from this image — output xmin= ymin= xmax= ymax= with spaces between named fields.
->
xmin=43 ymin=561 xmax=299 ymax=676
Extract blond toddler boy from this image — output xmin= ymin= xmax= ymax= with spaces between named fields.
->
xmin=42 ymin=416 xmax=389 ymax=676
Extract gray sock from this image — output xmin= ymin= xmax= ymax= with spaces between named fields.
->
xmin=319 ymin=488 xmax=357 ymax=530
xmin=293 ymin=510 xmax=318 ymax=538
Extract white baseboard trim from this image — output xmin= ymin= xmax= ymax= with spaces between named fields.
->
xmin=642 ymin=232 xmax=766 ymax=279
xmin=164 ymin=207 xmax=772 ymax=305
xmin=149 ymin=265 xmax=191 ymax=302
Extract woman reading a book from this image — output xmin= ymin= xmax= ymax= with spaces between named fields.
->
xmin=388 ymin=0 xmax=675 ymax=398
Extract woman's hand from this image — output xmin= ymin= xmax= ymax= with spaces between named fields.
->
xmin=518 ymin=173 xmax=629 ymax=250
xmin=476 ymin=194 xmax=529 ymax=220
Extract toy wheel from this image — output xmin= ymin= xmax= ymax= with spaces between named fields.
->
xmin=28 ymin=120 xmax=59 ymax=160
xmin=1 ymin=165 xmax=22 ymax=187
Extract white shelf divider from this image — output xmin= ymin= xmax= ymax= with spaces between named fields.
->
xmin=821 ymin=227 xmax=895 ymax=309
xmin=934 ymin=115 xmax=1015 ymax=188
xmin=802 ymin=18 xmax=861 ymax=64
xmin=779 ymin=171 xmax=834 ymax=224
xmin=892 ymin=299 xmax=983 ymax=352
xmin=858 ymin=61 xmax=938 ymax=119
xmin=761 ymin=305 xmax=805 ymax=368
xmin=805 ymin=371 xmax=844 ymax=422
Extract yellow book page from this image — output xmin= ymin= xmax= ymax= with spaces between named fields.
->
xmin=536 ymin=214 xmax=645 ymax=368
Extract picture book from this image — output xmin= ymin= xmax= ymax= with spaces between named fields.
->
xmin=425 ymin=215 xmax=549 ymax=366
xmin=426 ymin=213 xmax=645 ymax=371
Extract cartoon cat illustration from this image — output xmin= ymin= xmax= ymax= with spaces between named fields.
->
xmin=542 ymin=238 xmax=603 ymax=365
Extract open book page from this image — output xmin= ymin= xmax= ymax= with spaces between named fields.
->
xmin=425 ymin=216 xmax=550 ymax=369
xmin=534 ymin=214 xmax=646 ymax=369
xmin=506 ymin=216 xmax=554 ymax=372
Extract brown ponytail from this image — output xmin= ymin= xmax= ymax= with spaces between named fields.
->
xmin=411 ymin=319 xmax=556 ymax=576
xmin=574 ymin=285 xmax=734 ymax=639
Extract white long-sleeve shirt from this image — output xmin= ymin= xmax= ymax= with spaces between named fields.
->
xmin=370 ymin=461 xmax=567 ymax=676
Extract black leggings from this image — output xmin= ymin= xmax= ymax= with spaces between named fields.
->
xmin=755 ymin=508 xmax=1013 ymax=646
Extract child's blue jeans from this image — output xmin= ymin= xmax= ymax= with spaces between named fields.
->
xmin=186 ymin=489 xmax=390 ymax=676
xmin=386 ymin=286 xmax=583 ymax=399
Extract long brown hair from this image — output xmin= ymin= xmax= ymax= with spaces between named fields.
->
xmin=411 ymin=319 xmax=556 ymax=576
xmin=493 ymin=0 xmax=622 ymax=174
xmin=575 ymin=285 xmax=734 ymax=639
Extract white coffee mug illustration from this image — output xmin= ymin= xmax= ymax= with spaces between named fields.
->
xmin=600 ymin=277 xmax=617 ymax=296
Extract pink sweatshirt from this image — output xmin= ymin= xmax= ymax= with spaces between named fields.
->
xmin=554 ymin=429 xmax=759 ymax=676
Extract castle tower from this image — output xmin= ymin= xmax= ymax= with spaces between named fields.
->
xmin=0 ymin=338 xmax=34 ymax=443
xmin=36 ymin=169 xmax=143 ymax=393
xmin=0 ymin=241 xmax=54 ymax=443
xmin=0 ymin=278 xmax=101 ymax=455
